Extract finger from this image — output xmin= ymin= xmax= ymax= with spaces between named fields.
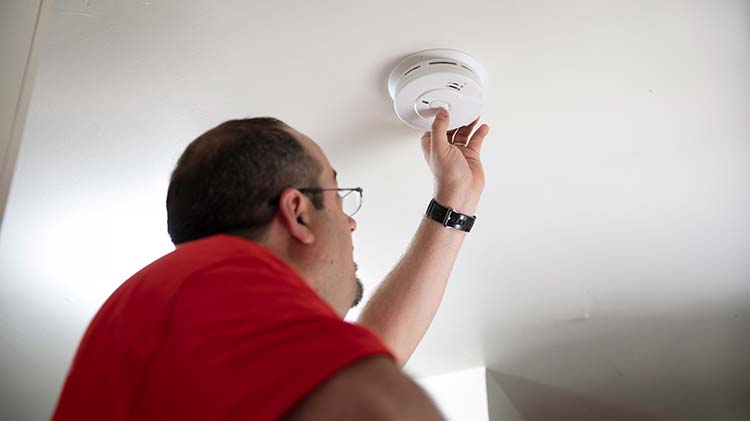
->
xmin=466 ymin=124 xmax=490 ymax=154
xmin=453 ymin=116 xmax=480 ymax=146
xmin=420 ymin=132 xmax=431 ymax=161
xmin=430 ymin=108 xmax=451 ymax=153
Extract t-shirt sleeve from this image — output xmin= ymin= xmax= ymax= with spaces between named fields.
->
xmin=140 ymin=259 xmax=396 ymax=420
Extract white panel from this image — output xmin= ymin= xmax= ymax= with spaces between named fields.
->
xmin=416 ymin=367 xmax=489 ymax=421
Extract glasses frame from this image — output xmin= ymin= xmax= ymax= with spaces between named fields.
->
xmin=298 ymin=187 xmax=363 ymax=217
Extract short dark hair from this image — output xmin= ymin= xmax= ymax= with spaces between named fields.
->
xmin=166 ymin=117 xmax=324 ymax=245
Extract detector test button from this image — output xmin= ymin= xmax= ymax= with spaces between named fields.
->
xmin=429 ymin=101 xmax=451 ymax=111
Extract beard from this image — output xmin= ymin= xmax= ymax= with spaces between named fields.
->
xmin=350 ymin=262 xmax=364 ymax=309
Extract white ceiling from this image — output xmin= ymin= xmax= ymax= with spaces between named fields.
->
xmin=1 ymin=0 xmax=748 ymax=420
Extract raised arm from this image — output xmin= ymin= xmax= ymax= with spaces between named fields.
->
xmin=356 ymin=109 xmax=490 ymax=366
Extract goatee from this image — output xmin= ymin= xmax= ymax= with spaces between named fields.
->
xmin=350 ymin=262 xmax=364 ymax=309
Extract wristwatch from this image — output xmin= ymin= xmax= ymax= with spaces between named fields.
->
xmin=425 ymin=198 xmax=476 ymax=232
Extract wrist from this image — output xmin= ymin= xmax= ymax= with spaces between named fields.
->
xmin=425 ymin=198 xmax=477 ymax=233
xmin=434 ymin=189 xmax=478 ymax=215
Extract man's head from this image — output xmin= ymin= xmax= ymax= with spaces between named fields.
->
xmin=166 ymin=117 xmax=363 ymax=317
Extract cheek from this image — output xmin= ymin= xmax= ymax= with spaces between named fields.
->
xmin=342 ymin=230 xmax=353 ymax=253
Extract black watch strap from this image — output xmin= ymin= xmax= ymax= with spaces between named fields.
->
xmin=425 ymin=198 xmax=476 ymax=232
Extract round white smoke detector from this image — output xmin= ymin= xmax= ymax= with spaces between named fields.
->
xmin=387 ymin=48 xmax=488 ymax=131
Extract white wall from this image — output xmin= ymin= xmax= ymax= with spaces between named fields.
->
xmin=0 ymin=1 xmax=747 ymax=419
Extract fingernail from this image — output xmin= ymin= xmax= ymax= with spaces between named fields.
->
xmin=437 ymin=109 xmax=447 ymax=118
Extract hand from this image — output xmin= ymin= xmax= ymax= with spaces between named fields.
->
xmin=420 ymin=109 xmax=489 ymax=214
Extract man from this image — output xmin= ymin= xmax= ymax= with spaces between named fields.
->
xmin=52 ymin=108 xmax=489 ymax=420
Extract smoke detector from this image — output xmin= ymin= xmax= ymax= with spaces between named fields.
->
xmin=387 ymin=48 xmax=488 ymax=131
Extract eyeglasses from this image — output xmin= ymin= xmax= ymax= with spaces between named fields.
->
xmin=298 ymin=187 xmax=363 ymax=217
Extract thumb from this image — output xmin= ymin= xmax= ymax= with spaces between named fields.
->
xmin=466 ymin=124 xmax=489 ymax=155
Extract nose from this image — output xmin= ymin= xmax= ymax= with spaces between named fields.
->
xmin=348 ymin=215 xmax=357 ymax=232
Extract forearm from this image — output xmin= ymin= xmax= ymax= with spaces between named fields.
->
xmin=357 ymin=192 xmax=475 ymax=367
xmin=357 ymin=108 xmax=490 ymax=367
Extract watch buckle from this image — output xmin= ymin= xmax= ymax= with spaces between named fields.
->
xmin=442 ymin=208 xmax=454 ymax=226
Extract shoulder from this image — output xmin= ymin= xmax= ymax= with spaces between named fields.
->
xmin=283 ymin=355 xmax=443 ymax=420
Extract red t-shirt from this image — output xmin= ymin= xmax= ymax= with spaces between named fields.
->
xmin=52 ymin=234 xmax=395 ymax=420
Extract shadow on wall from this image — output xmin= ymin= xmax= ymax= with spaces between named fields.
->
xmin=489 ymin=371 xmax=672 ymax=421
xmin=478 ymin=300 xmax=750 ymax=421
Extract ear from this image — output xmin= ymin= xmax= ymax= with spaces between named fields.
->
xmin=276 ymin=188 xmax=316 ymax=245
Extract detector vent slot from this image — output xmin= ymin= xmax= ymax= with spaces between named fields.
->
xmin=446 ymin=81 xmax=465 ymax=91
xmin=403 ymin=65 xmax=421 ymax=76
